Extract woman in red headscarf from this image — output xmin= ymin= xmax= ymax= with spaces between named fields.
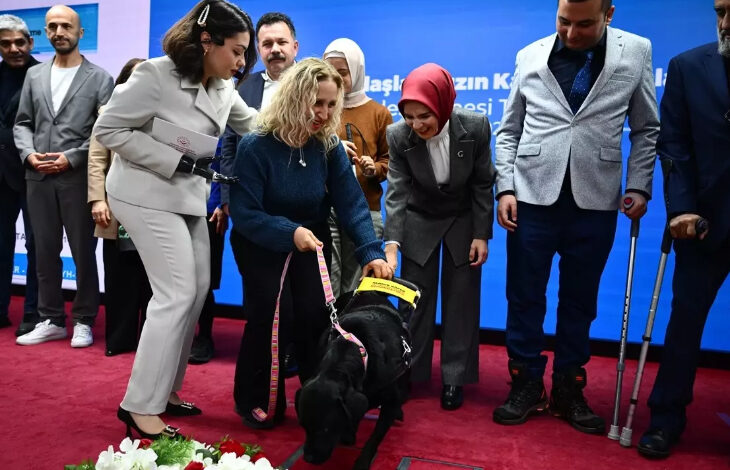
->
xmin=384 ymin=63 xmax=496 ymax=410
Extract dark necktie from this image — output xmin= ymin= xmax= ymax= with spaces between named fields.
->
xmin=568 ymin=51 xmax=594 ymax=114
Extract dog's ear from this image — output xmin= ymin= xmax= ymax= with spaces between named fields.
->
xmin=343 ymin=388 xmax=369 ymax=427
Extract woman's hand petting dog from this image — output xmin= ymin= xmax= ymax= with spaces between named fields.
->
xmin=362 ymin=258 xmax=393 ymax=280
xmin=294 ymin=226 xmax=323 ymax=252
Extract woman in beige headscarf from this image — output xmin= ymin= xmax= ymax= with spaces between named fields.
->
xmin=323 ymin=38 xmax=393 ymax=297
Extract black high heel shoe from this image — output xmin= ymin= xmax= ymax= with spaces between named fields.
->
xmin=165 ymin=401 xmax=202 ymax=416
xmin=117 ymin=407 xmax=180 ymax=439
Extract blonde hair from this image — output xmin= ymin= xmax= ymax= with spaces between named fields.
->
xmin=258 ymin=58 xmax=344 ymax=152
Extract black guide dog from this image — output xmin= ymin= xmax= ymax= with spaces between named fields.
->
xmin=295 ymin=286 xmax=415 ymax=470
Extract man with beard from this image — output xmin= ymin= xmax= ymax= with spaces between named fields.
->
xmin=14 ymin=5 xmax=112 ymax=347
xmin=637 ymin=0 xmax=730 ymax=459
xmin=192 ymin=12 xmax=299 ymax=366
xmin=0 ymin=15 xmax=39 ymax=336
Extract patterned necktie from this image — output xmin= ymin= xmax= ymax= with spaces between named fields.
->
xmin=568 ymin=51 xmax=594 ymax=114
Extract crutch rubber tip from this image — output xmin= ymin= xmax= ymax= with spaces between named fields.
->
xmin=608 ymin=424 xmax=620 ymax=440
xmin=620 ymin=427 xmax=633 ymax=447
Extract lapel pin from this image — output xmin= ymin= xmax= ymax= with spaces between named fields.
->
xmin=457 ymin=150 xmax=464 ymax=158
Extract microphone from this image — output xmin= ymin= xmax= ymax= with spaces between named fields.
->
xmin=345 ymin=123 xmax=353 ymax=141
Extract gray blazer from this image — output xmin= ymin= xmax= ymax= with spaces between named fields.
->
xmin=495 ymin=27 xmax=659 ymax=210
xmin=13 ymin=57 xmax=114 ymax=183
xmin=93 ymin=56 xmax=258 ymax=217
xmin=384 ymin=108 xmax=495 ymax=267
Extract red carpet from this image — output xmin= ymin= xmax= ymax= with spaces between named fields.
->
xmin=1 ymin=296 xmax=728 ymax=469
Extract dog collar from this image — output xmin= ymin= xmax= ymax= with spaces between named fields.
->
xmin=333 ymin=321 xmax=368 ymax=372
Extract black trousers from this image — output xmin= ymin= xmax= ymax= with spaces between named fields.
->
xmin=103 ymin=239 xmax=152 ymax=352
xmin=231 ymin=224 xmax=331 ymax=416
xmin=647 ymin=235 xmax=730 ymax=435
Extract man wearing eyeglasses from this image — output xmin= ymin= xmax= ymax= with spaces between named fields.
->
xmin=637 ymin=0 xmax=730 ymax=459
xmin=0 ymin=14 xmax=39 ymax=336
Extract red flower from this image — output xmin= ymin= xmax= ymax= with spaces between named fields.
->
xmin=219 ymin=439 xmax=246 ymax=457
xmin=251 ymin=452 xmax=266 ymax=462
xmin=184 ymin=462 xmax=204 ymax=470
xmin=138 ymin=439 xmax=153 ymax=448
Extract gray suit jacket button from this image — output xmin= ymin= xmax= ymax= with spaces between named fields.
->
xmin=53 ymin=120 xmax=59 ymax=125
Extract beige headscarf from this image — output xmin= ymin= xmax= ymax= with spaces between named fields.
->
xmin=323 ymin=38 xmax=370 ymax=109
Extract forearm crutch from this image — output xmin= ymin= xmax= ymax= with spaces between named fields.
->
xmin=618 ymin=218 xmax=708 ymax=447
xmin=608 ymin=196 xmax=640 ymax=441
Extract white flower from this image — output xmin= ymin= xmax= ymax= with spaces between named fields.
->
xmin=118 ymin=437 xmax=139 ymax=453
xmin=253 ymin=457 xmax=273 ymax=469
xmin=95 ymin=445 xmax=122 ymax=470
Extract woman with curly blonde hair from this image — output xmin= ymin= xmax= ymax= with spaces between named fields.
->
xmin=229 ymin=58 xmax=392 ymax=429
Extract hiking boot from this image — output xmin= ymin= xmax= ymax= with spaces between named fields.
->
xmin=549 ymin=367 xmax=605 ymax=434
xmin=493 ymin=360 xmax=548 ymax=425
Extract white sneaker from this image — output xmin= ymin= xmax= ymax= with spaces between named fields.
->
xmin=16 ymin=320 xmax=67 ymax=345
xmin=71 ymin=323 xmax=94 ymax=348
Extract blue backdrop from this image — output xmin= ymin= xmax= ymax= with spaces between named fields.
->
xmin=149 ymin=0 xmax=728 ymax=352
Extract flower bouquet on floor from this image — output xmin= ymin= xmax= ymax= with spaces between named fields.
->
xmin=65 ymin=435 xmax=283 ymax=470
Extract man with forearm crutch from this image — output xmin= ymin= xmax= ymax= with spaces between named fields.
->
xmin=637 ymin=0 xmax=730 ymax=458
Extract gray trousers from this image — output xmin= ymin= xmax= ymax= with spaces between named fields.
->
xmin=400 ymin=241 xmax=481 ymax=385
xmin=26 ymin=177 xmax=98 ymax=324
xmin=109 ymin=196 xmax=210 ymax=414
xmin=329 ymin=209 xmax=384 ymax=297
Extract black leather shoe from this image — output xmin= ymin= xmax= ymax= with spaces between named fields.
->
xmin=493 ymin=360 xmax=547 ymax=425
xmin=188 ymin=335 xmax=214 ymax=365
xmin=236 ymin=406 xmax=285 ymax=430
xmin=441 ymin=385 xmax=464 ymax=410
xmin=117 ymin=407 xmax=179 ymax=439
xmin=549 ymin=368 xmax=605 ymax=434
xmin=15 ymin=312 xmax=40 ymax=337
xmin=165 ymin=401 xmax=202 ymax=416
xmin=637 ymin=428 xmax=676 ymax=459
xmin=283 ymin=345 xmax=298 ymax=378
xmin=105 ymin=347 xmax=135 ymax=357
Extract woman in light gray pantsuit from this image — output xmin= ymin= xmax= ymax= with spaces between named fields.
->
xmin=92 ymin=0 xmax=258 ymax=439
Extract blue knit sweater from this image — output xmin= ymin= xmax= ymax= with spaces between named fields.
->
xmin=230 ymin=132 xmax=384 ymax=266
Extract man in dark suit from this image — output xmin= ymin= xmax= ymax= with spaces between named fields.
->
xmin=211 ymin=11 xmax=299 ymax=370
xmin=13 ymin=5 xmax=113 ymax=347
xmin=637 ymin=0 xmax=730 ymax=459
xmin=0 ymin=15 xmax=39 ymax=336
xmin=220 ymin=11 xmax=298 ymax=197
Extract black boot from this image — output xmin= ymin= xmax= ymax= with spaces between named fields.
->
xmin=188 ymin=335 xmax=214 ymax=364
xmin=549 ymin=367 xmax=605 ymax=434
xmin=493 ymin=360 xmax=548 ymax=425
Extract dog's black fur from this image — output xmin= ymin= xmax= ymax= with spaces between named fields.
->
xmin=295 ymin=291 xmax=410 ymax=470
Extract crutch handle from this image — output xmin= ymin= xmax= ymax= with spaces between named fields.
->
xmin=660 ymin=225 xmax=672 ymax=254
xmin=623 ymin=196 xmax=640 ymax=237
xmin=695 ymin=218 xmax=709 ymax=236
